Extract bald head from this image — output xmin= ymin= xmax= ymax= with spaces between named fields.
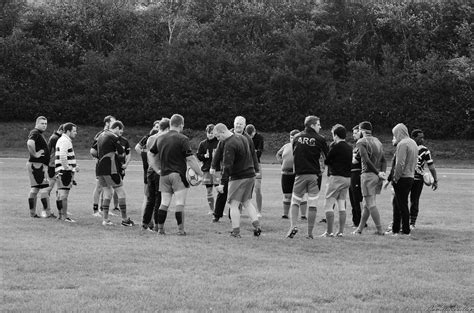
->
xmin=214 ymin=123 xmax=232 ymax=141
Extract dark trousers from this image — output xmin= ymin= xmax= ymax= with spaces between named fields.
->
xmin=392 ymin=177 xmax=414 ymax=234
xmin=213 ymin=181 xmax=228 ymax=220
xmin=142 ymin=171 xmax=161 ymax=226
xmin=409 ymin=179 xmax=424 ymax=226
xmin=349 ymin=171 xmax=362 ymax=226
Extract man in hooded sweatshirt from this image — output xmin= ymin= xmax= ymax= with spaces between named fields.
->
xmin=389 ymin=123 xmax=418 ymax=236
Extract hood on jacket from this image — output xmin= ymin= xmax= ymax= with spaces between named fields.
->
xmin=392 ymin=123 xmax=409 ymax=144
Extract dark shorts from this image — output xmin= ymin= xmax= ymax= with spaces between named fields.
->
xmin=57 ymin=170 xmax=74 ymax=190
xmin=228 ymin=177 xmax=255 ymax=203
xmin=27 ymin=162 xmax=49 ymax=189
xmin=281 ymin=173 xmax=295 ymax=194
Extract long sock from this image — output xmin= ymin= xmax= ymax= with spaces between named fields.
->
xmin=230 ymin=206 xmax=241 ymax=230
xmin=28 ymin=197 xmax=37 ymax=216
xmin=357 ymin=206 xmax=370 ymax=233
xmin=119 ymin=198 xmax=127 ymax=219
xmin=307 ymin=206 xmax=317 ymax=236
xmin=300 ymin=201 xmax=307 ymax=217
xmin=175 ymin=205 xmax=184 ymax=231
xmin=93 ymin=203 xmax=98 ymax=213
xmin=246 ymin=202 xmax=259 ymax=222
xmin=157 ymin=206 xmax=169 ymax=230
xmin=339 ymin=211 xmax=346 ymax=234
xmin=57 ymin=199 xmax=63 ymax=218
xmin=290 ymin=203 xmax=299 ymax=228
xmin=102 ymin=198 xmax=111 ymax=220
xmin=369 ymin=206 xmax=383 ymax=233
xmin=207 ymin=197 xmax=214 ymax=211
xmin=61 ymin=199 xmax=68 ymax=218
xmin=283 ymin=200 xmax=290 ymax=216
xmin=252 ymin=220 xmax=261 ymax=230
xmin=41 ymin=197 xmax=50 ymax=215
xmin=326 ymin=211 xmax=334 ymax=234
xmin=256 ymin=191 xmax=262 ymax=213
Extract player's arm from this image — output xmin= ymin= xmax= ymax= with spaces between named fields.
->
xmin=276 ymin=145 xmax=284 ymax=163
xmin=134 ymin=142 xmax=142 ymax=155
xmin=210 ymin=141 xmax=224 ymax=173
xmin=27 ymin=139 xmax=44 ymax=158
xmin=428 ymin=163 xmax=438 ymax=190
xmin=147 ymin=138 xmax=160 ymax=174
xmin=358 ymin=142 xmax=380 ymax=176
xmin=196 ymin=141 xmax=207 ymax=162
xmin=392 ymin=145 xmax=408 ymax=184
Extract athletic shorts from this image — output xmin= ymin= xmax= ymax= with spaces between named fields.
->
xmin=48 ymin=166 xmax=56 ymax=179
xmin=57 ymin=170 xmax=75 ymax=190
xmin=202 ymin=171 xmax=221 ymax=187
xmin=292 ymin=174 xmax=320 ymax=197
xmin=228 ymin=177 xmax=255 ymax=203
xmin=98 ymin=174 xmax=123 ymax=188
xmin=361 ymin=172 xmax=383 ymax=197
xmin=325 ymin=175 xmax=350 ymax=200
xmin=27 ymin=162 xmax=49 ymax=189
xmin=159 ymin=172 xmax=187 ymax=194
xmin=281 ymin=173 xmax=295 ymax=194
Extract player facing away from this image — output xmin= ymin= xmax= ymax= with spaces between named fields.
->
xmin=196 ymin=124 xmax=220 ymax=215
xmin=43 ymin=123 xmax=64 ymax=218
xmin=96 ymin=121 xmax=134 ymax=227
xmin=320 ymin=124 xmax=352 ymax=237
xmin=55 ymin=123 xmax=79 ymax=222
xmin=276 ymin=129 xmax=307 ymax=219
xmin=26 ymin=116 xmax=51 ymax=218
xmin=245 ymin=124 xmax=264 ymax=217
xmin=409 ymin=129 xmax=438 ymax=229
xmin=213 ymin=123 xmax=262 ymax=238
xmin=352 ymin=121 xmax=387 ymax=236
xmin=287 ymin=115 xmax=329 ymax=239
xmin=148 ymin=114 xmax=203 ymax=235
xmin=90 ymin=115 xmax=116 ymax=217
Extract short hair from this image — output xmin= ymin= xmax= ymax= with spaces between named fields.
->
xmin=304 ymin=115 xmax=320 ymax=128
xmin=153 ymin=120 xmax=160 ymax=126
xmin=214 ymin=123 xmax=228 ymax=133
xmin=206 ymin=124 xmax=215 ymax=133
xmin=36 ymin=116 xmax=47 ymax=123
xmin=359 ymin=121 xmax=372 ymax=132
xmin=57 ymin=124 xmax=64 ymax=132
xmin=63 ymin=122 xmax=77 ymax=133
xmin=104 ymin=115 xmax=115 ymax=124
xmin=290 ymin=129 xmax=300 ymax=137
xmin=159 ymin=118 xmax=170 ymax=131
xmin=332 ymin=124 xmax=346 ymax=139
xmin=170 ymin=114 xmax=184 ymax=127
xmin=110 ymin=121 xmax=124 ymax=130
xmin=411 ymin=129 xmax=423 ymax=138
xmin=352 ymin=125 xmax=360 ymax=131
xmin=245 ymin=124 xmax=256 ymax=135
xmin=234 ymin=116 xmax=246 ymax=124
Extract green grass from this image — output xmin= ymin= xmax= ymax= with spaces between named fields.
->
xmin=1 ymin=157 xmax=473 ymax=312
xmin=1 ymin=121 xmax=473 ymax=167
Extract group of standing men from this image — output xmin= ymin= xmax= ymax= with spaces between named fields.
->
xmin=26 ymin=113 xmax=438 ymax=239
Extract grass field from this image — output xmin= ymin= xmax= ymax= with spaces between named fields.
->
xmin=1 ymin=157 xmax=473 ymax=312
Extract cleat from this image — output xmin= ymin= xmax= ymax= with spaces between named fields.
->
xmin=410 ymin=224 xmax=416 ymax=230
xmin=253 ymin=228 xmax=262 ymax=237
xmin=64 ymin=217 xmax=76 ymax=223
xmin=384 ymin=231 xmax=395 ymax=236
xmin=306 ymin=234 xmax=314 ymax=239
xmin=92 ymin=211 xmax=102 ymax=217
xmin=281 ymin=215 xmax=289 ymax=219
xmin=212 ymin=218 xmax=219 ymax=223
xmin=102 ymin=220 xmax=113 ymax=226
xmin=300 ymin=216 xmax=307 ymax=220
xmin=207 ymin=210 xmax=214 ymax=215
xmin=286 ymin=227 xmax=298 ymax=239
xmin=46 ymin=213 xmax=57 ymax=219
xmin=319 ymin=218 xmax=327 ymax=224
xmin=121 ymin=218 xmax=135 ymax=227
xmin=230 ymin=231 xmax=241 ymax=238
xmin=373 ymin=231 xmax=385 ymax=236
xmin=352 ymin=230 xmax=362 ymax=235
xmin=109 ymin=211 xmax=118 ymax=217
xmin=336 ymin=232 xmax=344 ymax=237
xmin=177 ymin=230 xmax=187 ymax=236
xmin=257 ymin=213 xmax=262 ymax=218
xmin=320 ymin=232 xmax=334 ymax=238
xmin=31 ymin=214 xmax=41 ymax=218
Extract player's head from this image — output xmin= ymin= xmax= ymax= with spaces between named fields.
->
xmin=290 ymin=129 xmax=300 ymax=142
xmin=57 ymin=124 xmax=64 ymax=134
xmin=35 ymin=116 xmax=47 ymax=132
xmin=152 ymin=120 xmax=161 ymax=131
xmin=359 ymin=121 xmax=372 ymax=135
xmin=352 ymin=124 xmax=361 ymax=140
xmin=206 ymin=124 xmax=215 ymax=140
xmin=104 ymin=115 xmax=116 ymax=129
xmin=159 ymin=118 xmax=170 ymax=132
xmin=245 ymin=124 xmax=256 ymax=138
xmin=214 ymin=123 xmax=231 ymax=141
xmin=304 ymin=115 xmax=321 ymax=133
xmin=331 ymin=124 xmax=346 ymax=141
xmin=110 ymin=120 xmax=124 ymax=136
xmin=63 ymin=122 xmax=78 ymax=139
xmin=233 ymin=116 xmax=246 ymax=134
xmin=411 ymin=129 xmax=424 ymax=145
xmin=170 ymin=114 xmax=184 ymax=132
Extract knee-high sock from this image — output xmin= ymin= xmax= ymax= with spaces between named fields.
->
xmin=283 ymin=200 xmax=290 ymax=216
xmin=369 ymin=206 xmax=383 ymax=233
xmin=256 ymin=191 xmax=262 ymax=212
xmin=246 ymin=202 xmax=259 ymax=222
xmin=40 ymin=196 xmax=50 ymax=214
xmin=119 ymin=198 xmax=127 ymax=219
xmin=326 ymin=211 xmax=334 ymax=234
xmin=290 ymin=203 xmax=299 ymax=228
xmin=61 ymin=198 xmax=68 ymax=218
xmin=175 ymin=205 xmax=184 ymax=231
xmin=338 ymin=211 xmax=346 ymax=234
xmin=230 ymin=205 xmax=241 ymax=231
xmin=28 ymin=195 xmax=37 ymax=216
xmin=57 ymin=199 xmax=63 ymax=218
xmin=307 ymin=206 xmax=317 ymax=235
xmin=102 ymin=198 xmax=111 ymax=220
xmin=207 ymin=197 xmax=214 ymax=211
xmin=358 ymin=206 xmax=370 ymax=233
xmin=300 ymin=201 xmax=307 ymax=217
xmin=157 ymin=205 xmax=169 ymax=230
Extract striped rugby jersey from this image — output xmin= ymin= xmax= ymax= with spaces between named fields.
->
xmin=55 ymin=134 xmax=77 ymax=171
xmin=414 ymin=145 xmax=433 ymax=180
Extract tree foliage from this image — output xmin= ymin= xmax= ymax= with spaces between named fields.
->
xmin=1 ymin=0 xmax=472 ymax=138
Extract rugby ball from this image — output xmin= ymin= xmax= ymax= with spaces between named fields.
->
xmin=423 ymin=172 xmax=434 ymax=186
xmin=186 ymin=167 xmax=202 ymax=187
